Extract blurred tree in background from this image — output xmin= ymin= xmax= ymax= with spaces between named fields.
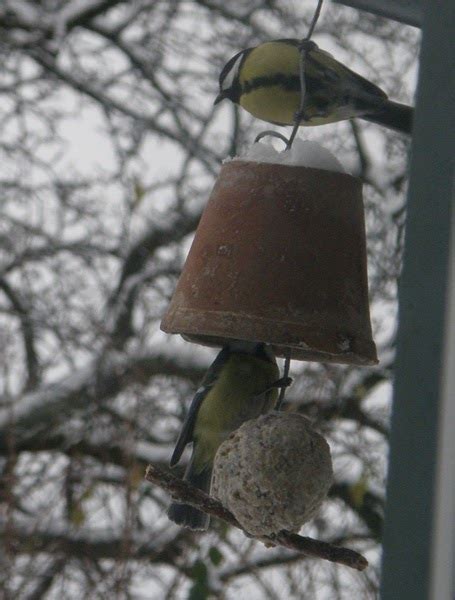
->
xmin=0 ymin=1 xmax=418 ymax=598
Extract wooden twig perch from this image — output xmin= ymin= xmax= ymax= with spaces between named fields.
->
xmin=145 ymin=464 xmax=368 ymax=572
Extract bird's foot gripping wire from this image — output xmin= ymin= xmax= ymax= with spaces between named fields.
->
xmin=298 ymin=39 xmax=317 ymax=53
xmin=271 ymin=376 xmax=293 ymax=390
xmin=253 ymin=377 xmax=293 ymax=403
xmin=292 ymin=108 xmax=307 ymax=126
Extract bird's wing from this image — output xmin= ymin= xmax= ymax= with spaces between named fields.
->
xmin=169 ymin=347 xmax=230 ymax=467
xmin=308 ymin=45 xmax=387 ymax=101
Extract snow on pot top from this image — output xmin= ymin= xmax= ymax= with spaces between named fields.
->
xmin=227 ymin=139 xmax=346 ymax=173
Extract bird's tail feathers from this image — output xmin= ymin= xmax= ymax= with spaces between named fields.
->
xmin=363 ymin=100 xmax=413 ymax=135
xmin=167 ymin=463 xmax=212 ymax=531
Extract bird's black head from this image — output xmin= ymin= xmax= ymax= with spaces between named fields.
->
xmin=253 ymin=342 xmax=276 ymax=363
xmin=214 ymin=48 xmax=248 ymax=105
xmin=226 ymin=340 xmax=275 ymax=363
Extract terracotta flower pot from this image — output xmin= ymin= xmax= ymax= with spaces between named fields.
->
xmin=161 ymin=160 xmax=377 ymax=365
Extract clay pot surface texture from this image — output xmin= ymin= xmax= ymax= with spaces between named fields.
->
xmin=161 ymin=160 xmax=377 ymax=364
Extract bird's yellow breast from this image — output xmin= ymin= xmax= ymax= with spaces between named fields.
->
xmin=193 ymin=354 xmax=279 ymax=466
xmin=240 ymin=86 xmax=299 ymax=125
xmin=239 ymin=43 xmax=300 ymax=125
xmin=240 ymin=42 xmax=300 ymax=80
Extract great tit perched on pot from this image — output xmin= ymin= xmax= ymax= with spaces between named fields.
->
xmin=168 ymin=341 xmax=286 ymax=531
xmin=215 ymin=39 xmax=413 ymax=135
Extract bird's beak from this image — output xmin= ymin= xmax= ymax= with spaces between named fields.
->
xmin=214 ymin=91 xmax=227 ymax=105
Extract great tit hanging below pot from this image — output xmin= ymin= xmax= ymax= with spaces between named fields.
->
xmin=215 ymin=39 xmax=413 ymax=135
xmin=168 ymin=341 xmax=283 ymax=531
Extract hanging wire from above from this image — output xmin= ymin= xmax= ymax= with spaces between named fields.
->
xmin=306 ymin=0 xmax=325 ymax=40
xmin=248 ymin=1 xmax=324 ymax=409
xmin=251 ymin=0 xmax=325 ymax=151
xmin=275 ymin=349 xmax=292 ymax=410
xmin=254 ymin=2 xmax=324 ymax=408
xmin=286 ymin=0 xmax=325 ymax=150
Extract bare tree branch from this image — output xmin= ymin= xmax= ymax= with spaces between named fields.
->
xmin=23 ymin=557 xmax=67 ymax=600
xmin=0 ymin=349 xmax=205 ymax=447
xmin=0 ymin=518 xmax=187 ymax=563
xmin=107 ymin=210 xmax=201 ymax=347
xmin=0 ymin=277 xmax=40 ymax=390
xmin=145 ymin=464 xmax=368 ymax=572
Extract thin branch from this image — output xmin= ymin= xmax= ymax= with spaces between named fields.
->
xmin=2 ymin=241 xmax=118 ymax=276
xmin=0 ymin=277 xmax=40 ymax=390
xmin=107 ymin=211 xmax=201 ymax=347
xmin=299 ymin=395 xmax=389 ymax=438
xmin=0 ymin=349 xmax=205 ymax=449
xmin=145 ymin=464 xmax=368 ymax=572
xmin=56 ymin=0 xmax=128 ymax=31
xmin=0 ymin=518 xmax=188 ymax=562
xmin=24 ymin=557 xmax=67 ymax=600
xmin=350 ymin=120 xmax=371 ymax=179
xmin=28 ymin=48 xmax=220 ymax=173
xmin=219 ymin=551 xmax=304 ymax=581
xmin=0 ymin=0 xmax=126 ymax=36
xmin=329 ymin=482 xmax=383 ymax=541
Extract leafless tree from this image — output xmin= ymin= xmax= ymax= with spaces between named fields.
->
xmin=0 ymin=1 xmax=418 ymax=598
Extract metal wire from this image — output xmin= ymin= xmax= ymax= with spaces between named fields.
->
xmin=286 ymin=0 xmax=325 ymax=150
xmin=275 ymin=349 xmax=292 ymax=410
xmin=307 ymin=0 xmax=325 ymax=40
xmin=254 ymin=130 xmax=290 ymax=146
xmin=251 ymin=2 xmax=325 ymax=388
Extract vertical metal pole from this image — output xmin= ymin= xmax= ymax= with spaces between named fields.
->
xmin=381 ymin=1 xmax=455 ymax=598
xmin=431 ymin=212 xmax=455 ymax=600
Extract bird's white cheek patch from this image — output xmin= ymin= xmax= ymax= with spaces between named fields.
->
xmin=222 ymin=54 xmax=243 ymax=90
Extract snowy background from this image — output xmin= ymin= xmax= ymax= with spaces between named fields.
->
xmin=0 ymin=1 xmax=419 ymax=598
